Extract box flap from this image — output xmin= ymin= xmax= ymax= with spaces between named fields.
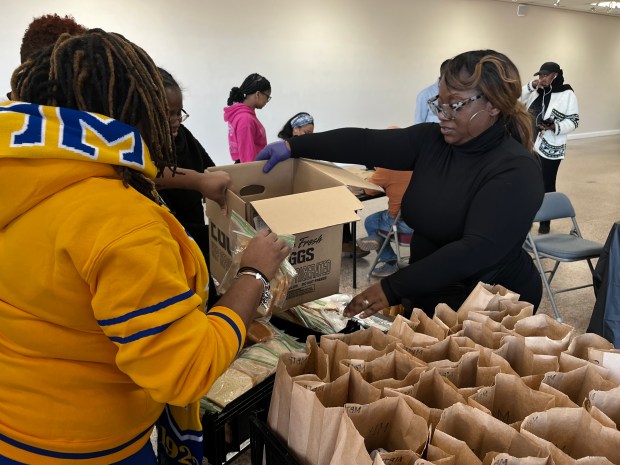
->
xmin=250 ymin=185 xmax=363 ymax=235
xmin=207 ymin=160 xmax=295 ymax=200
xmin=300 ymin=159 xmax=383 ymax=191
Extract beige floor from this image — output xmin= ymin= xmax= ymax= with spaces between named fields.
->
xmin=226 ymin=134 xmax=620 ymax=465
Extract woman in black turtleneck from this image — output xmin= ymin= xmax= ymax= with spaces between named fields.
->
xmin=257 ymin=50 xmax=545 ymax=318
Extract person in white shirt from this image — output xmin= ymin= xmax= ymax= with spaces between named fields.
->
xmin=521 ymin=61 xmax=579 ymax=234
xmin=414 ymin=59 xmax=450 ymax=124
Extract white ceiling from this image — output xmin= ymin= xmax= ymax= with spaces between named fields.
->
xmin=491 ymin=0 xmax=620 ymax=16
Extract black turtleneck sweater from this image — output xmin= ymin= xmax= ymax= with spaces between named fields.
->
xmin=289 ymin=121 xmax=545 ymax=312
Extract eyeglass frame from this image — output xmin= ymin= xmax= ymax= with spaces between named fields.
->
xmin=169 ymin=109 xmax=189 ymax=123
xmin=259 ymin=91 xmax=272 ymax=102
xmin=427 ymin=94 xmax=483 ymax=120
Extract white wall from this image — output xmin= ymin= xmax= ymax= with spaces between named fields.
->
xmin=2 ymin=0 xmax=619 ymax=166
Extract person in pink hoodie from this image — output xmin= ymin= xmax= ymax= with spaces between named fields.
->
xmin=224 ymin=73 xmax=271 ymax=163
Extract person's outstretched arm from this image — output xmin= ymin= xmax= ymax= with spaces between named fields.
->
xmin=155 ymin=168 xmax=231 ymax=213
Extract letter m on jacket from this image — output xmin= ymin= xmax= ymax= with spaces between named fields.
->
xmin=59 ymin=107 xmax=145 ymax=169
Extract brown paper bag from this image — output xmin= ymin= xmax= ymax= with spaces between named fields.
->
xmin=425 ymin=443 xmax=457 ymax=465
xmin=401 ymin=367 xmax=467 ymax=427
xmin=468 ymin=373 xmax=556 ymax=429
xmin=519 ymin=427 xmax=614 ymax=465
xmin=371 ymin=450 xmax=420 ymax=465
xmin=498 ymin=301 xmax=535 ymax=331
xmin=513 ymin=315 xmax=574 ymax=356
xmin=558 ymin=352 xmax=610 ymax=379
xmin=521 ymin=407 xmax=620 ymax=463
xmin=586 ymin=347 xmax=620 ymax=383
xmin=541 ymin=365 xmax=617 ymax=405
xmin=337 ymin=347 xmax=427 ymax=381
xmin=345 ymin=396 xmax=429 ymax=455
xmin=370 ymin=366 xmax=428 ymax=391
xmin=537 ymin=383 xmax=579 ymax=408
xmin=456 ymin=319 xmax=511 ymax=349
xmin=584 ymin=386 xmax=620 ymax=427
xmin=380 ymin=304 xmax=405 ymax=319
xmin=406 ymin=335 xmax=477 ymax=364
xmin=456 ymin=282 xmax=519 ymax=323
xmin=382 ymin=388 xmax=432 ymax=426
xmin=574 ymin=458 xmax=615 ymax=465
xmin=328 ymin=413 xmax=372 ymax=465
xmin=320 ymin=327 xmax=401 ymax=381
xmin=267 ymin=336 xmax=329 ymax=443
xmin=409 ymin=308 xmax=449 ymax=340
xmin=320 ymin=325 xmax=400 ymax=349
xmin=430 ymin=429 xmax=482 ymax=465
xmin=583 ymin=403 xmax=617 ymax=429
xmin=495 ymin=336 xmax=559 ymax=376
xmin=466 ymin=311 xmax=507 ymax=333
xmin=565 ymin=333 xmax=614 ymax=360
xmin=433 ymin=303 xmax=459 ymax=334
xmin=289 ymin=368 xmax=382 ymax=465
xmin=388 ymin=314 xmax=439 ymax=347
xmin=427 ymin=351 xmax=480 ymax=388
xmin=436 ymin=403 xmax=543 ymax=461
xmin=288 ymin=380 xmax=345 ymax=465
xmin=487 ymin=299 xmax=534 ymax=320
xmin=488 ymin=453 xmax=552 ymax=465
xmin=518 ymin=374 xmax=545 ymax=390
xmin=476 ymin=346 xmax=518 ymax=385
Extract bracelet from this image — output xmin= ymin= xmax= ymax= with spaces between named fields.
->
xmin=235 ymin=267 xmax=272 ymax=308
xmin=238 ymin=267 xmax=269 ymax=282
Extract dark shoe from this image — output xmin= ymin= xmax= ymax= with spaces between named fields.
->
xmin=342 ymin=242 xmax=370 ymax=258
xmin=538 ymin=222 xmax=550 ymax=234
xmin=356 ymin=236 xmax=383 ymax=251
xmin=371 ymin=261 xmax=399 ymax=278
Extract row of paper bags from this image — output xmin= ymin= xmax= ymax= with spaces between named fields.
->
xmin=265 ymin=282 xmax=620 ymax=465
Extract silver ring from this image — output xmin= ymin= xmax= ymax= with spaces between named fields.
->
xmin=362 ymin=298 xmax=370 ymax=308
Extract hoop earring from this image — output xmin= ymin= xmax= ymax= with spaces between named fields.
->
xmin=467 ymin=109 xmax=494 ymax=137
xmin=468 ymin=109 xmax=491 ymax=124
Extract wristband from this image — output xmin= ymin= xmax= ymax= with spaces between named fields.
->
xmin=236 ymin=266 xmax=272 ymax=307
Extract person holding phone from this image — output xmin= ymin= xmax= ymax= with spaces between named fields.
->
xmin=521 ymin=62 xmax=579 ymax=234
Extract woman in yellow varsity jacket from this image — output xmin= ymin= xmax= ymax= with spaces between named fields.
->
xmin=0 ymin=30 xmax=290 ymax=465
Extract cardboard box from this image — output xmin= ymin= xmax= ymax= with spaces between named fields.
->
xmin=205 ymin=159 xmax=381 ymax=309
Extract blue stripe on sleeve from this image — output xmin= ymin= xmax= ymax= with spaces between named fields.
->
xmin=98 ymin=289 xmax=195 ymax=326
xmin=206 ymin=311 xmax=242 ymax=352
xmin=109 ymin=322 xmax=172 ymax=344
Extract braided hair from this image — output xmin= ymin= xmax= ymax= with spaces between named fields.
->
xmin=11 ymin=28 xmax=175 ymax=201
xmin=227 ymin=73 xmax=271 ymax=106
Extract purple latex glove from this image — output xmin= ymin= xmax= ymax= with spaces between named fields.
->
xmin=256 ymin=140 xmax=291 ymax=173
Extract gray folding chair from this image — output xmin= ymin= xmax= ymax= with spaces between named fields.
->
xmin=523 ymin=192 xmax=604 ymax=322
xmin=366 ymin=211 xmax=412 ymax=280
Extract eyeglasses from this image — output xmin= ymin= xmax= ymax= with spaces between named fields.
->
xmin=170 ymin=109 xmax=189 ymax=123
xmin=260 ymin=91 xmax=272 ymax=102
xmin=427 ymin=94 xmax=483 ymax=120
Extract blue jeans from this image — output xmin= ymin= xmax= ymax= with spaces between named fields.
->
xmin=363 ymin=210 xmax=413 ymax=262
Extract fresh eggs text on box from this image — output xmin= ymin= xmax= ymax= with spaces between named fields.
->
xmin=280 ymin=225 xmax=342 ymax=306
xmin=205 ymin=159 xmax=370 ymax=310
xmin=208 ymin=210 xmax=342 ymax=310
